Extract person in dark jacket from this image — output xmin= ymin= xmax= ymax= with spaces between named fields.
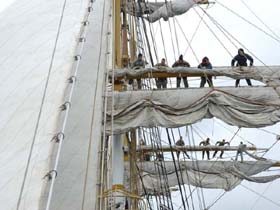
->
xmin=198 ymin=57 xmax=213 ymax=87
xmin=212 ymin=139 xmax=230 ymax=158
xmin=131 ymin=53 xmax=146 ymax=89
xmin=175 ymin=136 xmax=190 ymax=159
xmin=231 ymin=48 xmax=254 ymax=87
xmin=199 ymin=138 xmax=211 ymax=160
xmin=155 ymin=58 xmax=168 ymax=89
xmin=172 ymin=55 xmax=190 ymax=88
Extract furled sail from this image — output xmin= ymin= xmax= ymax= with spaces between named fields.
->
xmin=106 ymin=87 xmax=280 ymax=134
xmin=127 ymin=0 xmax=206 ymax=23
xmin=136 ymin=161 xmax=280 ymax=193
xmin=110 ymin=66 xmax=280 ymax=87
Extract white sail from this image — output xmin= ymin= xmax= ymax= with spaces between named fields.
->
xmin=0 ymin=0 xmax=92 ymax=209
xmin=127 ymin=0 xmax=204 ymax=23
xmin=106 ymin=87 xmax=280 ymax=134
xmin=110 ymin=66 xmax=280 ymax=87
xmin=137 ymin=161 xmax=280 ymax=192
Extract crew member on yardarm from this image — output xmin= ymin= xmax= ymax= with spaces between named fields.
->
xmin=235 ymin=141 xmax=247 ymax=162
xmin=131 ymin=53 xmax=146 ymax=89
xmin=172 ymin=54 xmax=190 ymax=88
xmin=231 ymin=48 xmax=254 ymax=87
xmin=156 ymin=152 xmax=164 ymax=161
xmin=199 ymin=137 xmax=211 ymax=160
xmin=175 ymin=136 xmax=190 ymax=159
xmin=198 ymin=56 xmax=213 ymax=88
xmin=155 ymin=58 xmax=168 ymax=89
xmin=212 ymin=139 xmax=230 ymax=158
xmin=139 ymin=139 xmax=150 ymax=161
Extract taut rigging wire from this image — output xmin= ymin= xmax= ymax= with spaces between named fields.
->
xmin=215 ymin=0 xmax=280 ymax=44
xmin=240 ymin=0 xmax=280 ymax=41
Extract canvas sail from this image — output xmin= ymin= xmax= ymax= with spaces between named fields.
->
xmin=126 ymin=0 xmax=206 ymax=22
xmin=110 ymin=66 xmax=280 ymax=87
xmin=136 ymin=160 xmax=280 ymax=193
xmin=106 ymin=87 xmax=280 ymax=134
xmin=0 ymin=0 xmax=100 ymax=209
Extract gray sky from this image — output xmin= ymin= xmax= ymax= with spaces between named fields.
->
xmin=142 ymin=1 xmax=280 ymax=210
xmin=0 ymin=0 xmax=15 ymax=13
xmin=0 ymin=0 xmax=279 ymax=210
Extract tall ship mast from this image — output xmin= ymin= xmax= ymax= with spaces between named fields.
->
xmin=0 ymin=0 xmax=280 ymax=210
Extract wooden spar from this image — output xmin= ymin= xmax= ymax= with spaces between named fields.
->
xmin=137 ymin=160 xmax=280 ymax=167
xmin=273 ymin=162 xmax=280 ymax=167
xmin=134 ymin=145 xmax=268 ymax=152
xmin=109 ymin=65 xmax=280 ymax=80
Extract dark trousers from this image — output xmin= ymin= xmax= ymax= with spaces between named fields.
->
xmin=200 ymin=76 xmax=213 ymax=87
xmin=213 ymin=150 xmax=224 ymax=158
xmin=176 ymin=151 xmax=190 ymax=159
xmin=177 ymin=77 xmax=188 ymax=88
xmin=156 ymin=78 xmax=167 ymax=89
xmin=235 ymin=79 xmax=252 ymax=87
xmin=202 ymin=150 xmax=210 ymax=160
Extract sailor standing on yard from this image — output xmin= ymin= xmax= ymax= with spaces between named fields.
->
xmin=131 ymin=53 xmax=146 ymax=89
xmin=235 ymin=141 xmax=247 ymax=162
xmin=198 ymin=56 xmax=213 ymax=88
xmin=175 ymin=136 xmax=190 ymax=159
xmin=155 ymin=58 xmax=168 ymax=89
xmin=199 ymin=138 xmax=211 ymax=160
xmin=231 ymin=48 xmax=254 ymax=87
xmin=172 ymin=54 xmax=190 ymax=88
xmin=212 ymin=139 xmax=230 ymax=158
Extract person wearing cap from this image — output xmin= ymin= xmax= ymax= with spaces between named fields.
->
xmin=231 ymin=48 xmax=254 ymax=87
xmin=172 ymin=54 xmax=190 ymax=88
xmin=212 ymin=139 xmax=230 ymax=158
xmin=198 ymin=56 xmax=213 ymax=88
xmin=155 ymin=58 xmax=168 ymax=89
xmin=131 ymin=53 xmax=146 ymax=89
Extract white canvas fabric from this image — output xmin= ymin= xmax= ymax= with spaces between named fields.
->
xmin=106 ymin=87 xmax=280 ymax=134
xmin=137 ymin=161 xmax=280 ymax=193
xmin=0 ymin=0 xmax=90 ymax=209
xmin=110 ymin=66 xmax=280 ymax=87
xmin=127 ymin=0 xmax=199 ymax=22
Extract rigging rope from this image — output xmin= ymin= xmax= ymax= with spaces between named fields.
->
xmin=81 ymin=0 xmax=108 ymax=209
xmin=240 ymin=0 xmax=280 ymax=41
xmin=166 ymin=128 xmax=188 ymax=210
xmin=241 ymin=183 xmax=280 ymax=208
xmin=192 ymin=7 xmax=233 ymax=58
xmin=215 ymin=0 xmax=280 ymax=44
xmin=16 ymin=0 xmax=69 ymax=209
xmin=200 ymin=7 xmax=275 ymax=73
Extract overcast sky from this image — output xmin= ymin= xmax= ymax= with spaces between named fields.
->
xmin=145 ymin=1 xmax=280 ymax=210
xmin=0 ymin=0 xmax=15 ymax=13
xmin=0 ymin=0 xmax=279 ymax=210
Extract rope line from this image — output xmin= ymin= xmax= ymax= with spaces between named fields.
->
xmin=215 ymin=0 xmax=280 ymax=43
xmin=81 ymin=0 xmax=108 ymax=209
xmin=16 ymin=0 xmax=69 ymax=209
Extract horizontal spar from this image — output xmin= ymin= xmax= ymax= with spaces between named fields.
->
xmin=133 ymin=145 xmax=268 ymax=152
xmin=108 ymin=66 xmax=280 ymax=81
